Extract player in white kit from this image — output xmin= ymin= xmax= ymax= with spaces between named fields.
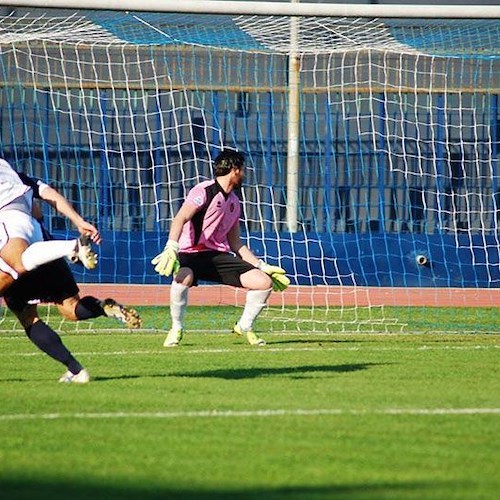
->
xmin=0 ymin=158 xmax=100 ymax=383
xmin=0 ymin=158 xmax=98 ymax=296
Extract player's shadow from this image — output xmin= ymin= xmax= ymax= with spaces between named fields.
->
xmin=0 ymin=478 xmax=445 ymax=500
xmin=1 ymin=363 xmax=387 ymax=383
xmin=174 ymin=362 xmax=387 ymax=380
xmin=92 ymin=374 xmax=145 ymax=382
xmin=0 ymin=374 xmax=146 ymax=383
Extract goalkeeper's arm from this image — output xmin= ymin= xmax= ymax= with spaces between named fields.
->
xmin=228 ymin=227 xmax=290 ymax=292
xmin=151 ymin=240 xmax=180 ymax=277
xmin=151 ymin=204 xmax=196 ymax=277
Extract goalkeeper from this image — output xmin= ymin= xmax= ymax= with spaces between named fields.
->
xmin=152 ymin=149 xmax=290 ymax=347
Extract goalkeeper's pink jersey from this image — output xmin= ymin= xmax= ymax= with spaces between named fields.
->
xmin=178 ymin=179 xmax=241 ymax=253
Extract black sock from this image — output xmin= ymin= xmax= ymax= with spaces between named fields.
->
xmin=75 ymin=296 xmax=105 ymax=320
xmin=26 ymin=321 xmax=83 ymax=374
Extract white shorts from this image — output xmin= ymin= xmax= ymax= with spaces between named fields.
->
xmin=0 ymin=209 xmax=43 ymax=252
xmin=0 ymin=255 xmax=17 ymax=280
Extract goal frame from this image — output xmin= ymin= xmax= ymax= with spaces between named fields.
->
xmin=1 ymin=0 xmax=500 ymax=19
xmin=0 ymin=1 xmax=498 ymax=334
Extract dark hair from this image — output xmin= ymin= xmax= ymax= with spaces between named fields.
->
xmin=213 ymin=150 xmax=245 ymax=177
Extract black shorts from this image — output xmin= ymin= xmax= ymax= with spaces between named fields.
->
xmin=179 ymin=251 xmax=256 ymax=288
xmin=3 ymin=258 xmax=79 ymax=312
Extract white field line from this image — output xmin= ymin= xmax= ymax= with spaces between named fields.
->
xmin=0 ymin=344 xmax=499 ymax=357
xmin=1 ymin=330 xmax=498 ymax=337
xmin=0 ymin=408 xmax=499 ymax=422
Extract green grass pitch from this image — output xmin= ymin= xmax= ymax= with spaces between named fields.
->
xmin=0 ymin=306 xmax=499 ymax=499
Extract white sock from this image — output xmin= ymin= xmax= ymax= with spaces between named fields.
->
xmin=238 ymin=288 xmax=272 ymax=331
xmin=21 ymin=239 xmax=77 ymax=272
xmin=170 ymin=281 xmax=189 ymax=330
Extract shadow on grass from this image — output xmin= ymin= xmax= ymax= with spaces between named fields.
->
xmin=0 ymin=363 xmax=388 ymax=383
xmin=173 ymin=362 xmax=387 ymax=380
xmin=0 ymin=478 xmax=442 ymax=500
xmin=267 ymin=338 xmax=373 ymax=345
xmin=83 ymin=362 xmax=389 ymax=382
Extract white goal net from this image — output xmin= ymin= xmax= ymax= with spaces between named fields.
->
xmin=0 ymin=3 xmax=498 ymax=333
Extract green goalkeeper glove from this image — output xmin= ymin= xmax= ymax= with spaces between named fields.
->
xmin=151 ymin=240 xmax=180 ymax=277
xmin=258 ymin=260 xmax=290 ymax=292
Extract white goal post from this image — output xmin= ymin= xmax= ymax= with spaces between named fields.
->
xmin=2 ymin=0 xmax=500 ymax=19
xmin=0 ymin=1 xmax=498 ymax=334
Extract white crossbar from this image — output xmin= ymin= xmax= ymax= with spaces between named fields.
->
xmin=1 ymin=1 xmax=499 ymax=19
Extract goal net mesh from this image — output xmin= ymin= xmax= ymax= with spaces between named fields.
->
xmin=0 ymin=8 xmax=498 ymax=333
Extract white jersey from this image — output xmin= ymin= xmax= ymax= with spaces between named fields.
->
xmin=0 ymin=159 xmax=50 ymax=260
xmin=0 ymin=158 xmax=31 ymax=210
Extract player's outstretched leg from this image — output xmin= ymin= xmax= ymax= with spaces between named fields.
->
xmin=101 ymin=298 xmax=142 ymax=329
